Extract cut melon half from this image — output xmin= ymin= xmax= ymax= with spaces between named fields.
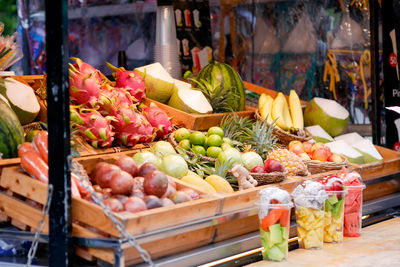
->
xmin=334 ymin=132 xmax=364 ymax=145
xmin=168 ymin=85 xmax=213 ymax=114
xmin=325 ymin=140 xmax=364 ymax=164
xmin=352 ymin=139 xmax=383 ymax=163
xmin=305 ymin=125 xmax=334 ymax=143
xmin=0 ymin=78 xmax=40 ymax=125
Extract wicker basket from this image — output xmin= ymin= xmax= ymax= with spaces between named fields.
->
xmin=22 ymin=122 xmax=43 ymax=134
xmin=303 ymin=156 xmax=348 ymax=174
xmin=255 ymin=110 xmax=312 ymax=145
xmin=250 ymin=171 xmax=287 ymax=186
xmin=168 ymin=132 xmax=217 ymax=162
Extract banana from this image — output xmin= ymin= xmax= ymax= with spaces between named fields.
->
xmin=289 ymin=90 xmax=304 ymax=129
xmin=272 ymin=93 xmax=290 ymax=130
xmin=205 ymin=175 xmax=234 ymax=193
xmin=258 ymin=93 xmax=268 ymax=110
xmin=281 ymin=93 xmax=294 ymax=129
xmin=181 ymin=173 xmax=217 ymax=194
xmin=260 ymin=95 xmax=274 ymax=125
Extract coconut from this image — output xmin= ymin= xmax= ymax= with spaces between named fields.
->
xmin=0 ymin=94 xmax=10 ymax=107
xmin=135 ymin=62 xmax=175 ymax=103
xmin=334 ymin=132 xmax=364 ymax=145
xmin=0 ymin=78 xmax=40 ymax=125
xmin=168 ymin=84 xmax=213 ymax=114
xmin=352 ymin=139 xmax=383 ymax=163
xmin=305 ymin=125 xmax=333 ymax=143
xmin=304 ymin=98 xmax=349 ymax=137
xmin=325 ymin=140 xmax=364 ymax=164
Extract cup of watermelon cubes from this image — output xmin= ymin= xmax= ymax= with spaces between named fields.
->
xmin=258 ymin=187 xmax=293 ymax=262
xmin=319 ymin=175 xmax=347 ymax=243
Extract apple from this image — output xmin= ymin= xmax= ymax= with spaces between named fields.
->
xmin=251 ymin=166 xmax=265 ymax=173
xmin=288 ymin=142 xmax=305 ymax=155
xmin=311 ymin=147 xmax=329 ymax=162
xmin=311 ymin=142 xmax=325 ymax=153
xmin=124 ymin=197 xmax=147 ymax=213
xmin=302 ymin=141 xmax=313 ymax=154
xmin=299 ymin=153 xmax=311 ymax=160
xmin=264 ymin=159 xmax=284 ymax=173
xmin=288 ymin=141 xmax=302 ymax=151
xmin=327 ymin=153 xmax=343 ymax=163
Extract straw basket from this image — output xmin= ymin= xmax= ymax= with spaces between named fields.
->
xmin=249 ymin=171 xmax=287 ymax=186
xmin=303 ymin=156 xmax=348 ymax=174
xmin=255 ymin=110 xmax=311 ymax=145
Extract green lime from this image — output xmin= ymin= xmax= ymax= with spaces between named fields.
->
xmin=189 ymin=131 xmax=206 ymax=146
xmin=222 ymin=137 xmax=233 ymax=146
xmin=178 ymin=139 xmax=191 ymax=150
xmin=25 ymin=130 xmax=40 ymax=142
xmin=208 ymin=126 xmax=224 ymax=138
xmin=221 ymin=142 xmax=232 ymax=151
xmin=207 ymin=134 xmax=223 ymax=147
xmin=174 ymin=128 xmax=191 ymax=142
xmin=206 ymin=146 xmax=222 ymax=158
xmin=192 ymin=145 xmax=206 ymax=156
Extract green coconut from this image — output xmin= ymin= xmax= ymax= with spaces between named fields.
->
xmin=334 ymin=132 xmax=364 ymax=145
xmin=325 ymin=140 xmax=364 ymax=164
xmin=305 ymin=125 xmax=334 ymax=143
xmin=168 ymin=82 xmax=213 ymax=114
xmin=304 ymin=98 xmax=349 ymax=137
xmin=0 ymin=78 xmax=40 ymax=125
xmin=352 ymin=139 xmax=383 ymax=163
xmin=135 ymin=62 xmax=175 ymax=103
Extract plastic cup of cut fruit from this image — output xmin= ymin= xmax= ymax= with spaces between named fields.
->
xmin=294 ymin=196 xmax=325 ymax=249
xmin=258 ymin=202 xmax=293 ymax=261
xmin=344 ymin=184 xmax=366 ymax=237
xmin=324 ymin=190 xmax=347 ymax=243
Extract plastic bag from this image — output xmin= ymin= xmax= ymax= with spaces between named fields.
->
xmin=282 ymin=13 xmax=317 ymax=54
xmin=249 ymin=15 xmax=279 ymax=54
xmin=330 ymin=12 xmax=365 ymax=49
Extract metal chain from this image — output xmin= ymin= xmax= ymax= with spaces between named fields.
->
xmin=71 ymin=164 xmax=155 ymax=266
xmin=26 ymin=184 xmax=54 ymax=267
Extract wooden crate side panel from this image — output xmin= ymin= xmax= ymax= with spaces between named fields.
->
xmin=213 ymin=215 xmax=259 ymax=243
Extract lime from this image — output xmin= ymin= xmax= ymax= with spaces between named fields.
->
xmin=222 ymin=137 xmax=233 ymax=146
xmin=179 ymin=139 xmax=191 ymax=150
xmin=189 ymin=131 xmax=206 ymax=145
xmin=207 ymin=134 xmax=223 ymax=147
xmin=25 ymin=130 xmax=40 ymax=142
xmin=192 ymin=145 xmax=206 ymax=156
xmin=208 ymin=126 xmax=224 ymax=138
xmin=207 ymin=146 xmax=222 ymax=158
xmin=174 ymin=128 xmax=191 ymax=142
xmin=221 ymin=143 xmax=232 ymax=151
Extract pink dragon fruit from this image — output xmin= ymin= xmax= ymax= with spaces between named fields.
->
xmin=70 ymin=107 xmax=115 ymax=148
xmin=112 ymin=105 xmax=154 ymax=146
xmin=98 ymin=85 xmax=135 ymax=115
xmin=106 ymin=62 xmax=146 ymax=102
xmin=69 ymin=58 xmax=102 ymax=106
xmin=142 ymin=105 xmax=173 ymax=139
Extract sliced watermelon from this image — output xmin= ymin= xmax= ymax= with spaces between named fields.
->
xmin=344 ymin=211 xmax=361 ymax=237
xmin=261 ymin=209 xmax=282 ymax=231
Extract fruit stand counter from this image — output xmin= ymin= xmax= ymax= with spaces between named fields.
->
xmin=246 ymin=217 xmax=400 ymax=267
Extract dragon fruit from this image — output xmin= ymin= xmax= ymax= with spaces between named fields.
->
xmin=98 ymin=85 xmax=135 ymax=115
xmin=69 ymin=58 xmax=102 ymax=106
xmin=142 ymin=105 xmax=173 ymax=139
xmin=106 ymin=62 xmax=146 ymax=102
xmin=70 ymin=107 xmax=115 ymax=148
xmin=112 ymin=105 xmax=154 ymax=146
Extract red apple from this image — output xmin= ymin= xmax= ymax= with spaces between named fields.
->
xmin=289 ymin=142 xmax=305 ymax=155
xmin=327 ymin=153 xmax=343 ymax=163
xmin=311 ymin=142 xmax=325 ymax=153
xmin=311 ymin=147 xmax=329 ymax=162
xmin=251 ymin=166 xmax=265 ymax=173
xmin=288 ymin=141 xmax=302 ymax=151
xmin=302 ymin=141 xmax=313 ymax=154
xmin=264 ymin=159 xmax=284 ymax=173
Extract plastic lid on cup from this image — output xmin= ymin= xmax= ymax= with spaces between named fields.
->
xmin=292 ymin=180 xmax=328 ymax=209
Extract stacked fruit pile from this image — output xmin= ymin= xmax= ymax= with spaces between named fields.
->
xmin=288 ymin=140 xmax=344 ymax=163
xmin=68 ymin=58 xmax=172 ymax=148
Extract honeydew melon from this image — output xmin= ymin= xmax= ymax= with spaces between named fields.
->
xmin=0 ymin=78 xmax=40 ymax=125
xmin=325 ymin=140 xmax=364 ymax=164
xmin=135 ymin=62 xmax=175 ymax=103
xmin=352 ymin=139 xmax=383 ymax=163
xmin=334 ymin=132 xmax=364 ymax=145
xmin=304 ymin=98 xmax=349 ymax=137
xmin=168 ymin=83 xmax=213 ymax=114
xmin=305 ymin=125 xmax=334 ymax=143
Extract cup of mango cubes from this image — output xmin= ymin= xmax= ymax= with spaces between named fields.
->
xmin=258 ymin=187 xmax=293 ymax=262
xmin=292 ymin=180 xmax=327 ymax=249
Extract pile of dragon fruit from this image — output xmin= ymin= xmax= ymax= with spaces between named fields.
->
xmin=68 ymin=58 xmax=172 ymax=148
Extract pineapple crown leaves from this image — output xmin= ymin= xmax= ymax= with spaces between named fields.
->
xmin=220 ymin=112 xmax=254 ymax=143
xmin=189 ymin=78 xmax=240 ymax=113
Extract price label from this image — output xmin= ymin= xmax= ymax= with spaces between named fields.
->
xmin=389 ymin=53 xmax=398 ymax=67
xmin=394 ymin=141 xmax=400 ymax=151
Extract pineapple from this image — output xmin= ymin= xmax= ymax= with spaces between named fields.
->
xmin=243 ymin=120 xmax=278 ymax=159
xmin=220 ymin=112 xmax=253 ymax=143
xmin=267 ymin=148 xmax=309 ymax=176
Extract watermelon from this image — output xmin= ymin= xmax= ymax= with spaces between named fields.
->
xmin=196 ymin=62 xmax=246 ymax=111
xmin=0 ymin=99 xmax=25 ymax=158
xmin=344 ymin=212 xmax=361 ymax=237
